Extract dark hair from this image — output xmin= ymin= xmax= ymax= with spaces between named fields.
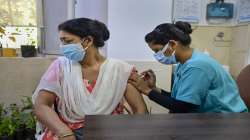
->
xmin=145 ymin=21 xmax=192 ymax=46
xmin=58 ymin=18 xmax=110 ymax=47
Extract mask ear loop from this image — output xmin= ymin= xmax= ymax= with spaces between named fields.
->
xmin=80 ymin=38 xmax=90 ymax=51
xmin=169 ymin=41 xmax=176 ymax=56
xmin=84 ymin=46 xmax=89 ymax=51
xmin=171 ymin=50 xmax=176 ymax=56
xmin=161 ymin=43 xmax=169 ymax=53
xmin=164 ymin=42 xmax=176 ymax=56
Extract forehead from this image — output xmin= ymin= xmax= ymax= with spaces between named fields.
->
xmin=149 ymin=43 xmax=163 ymax=48
xmin=59 ymin=31 xmax=71 ymax=37
xmin=59 ymin=31 xmax=79 ymax=39
xmin=148 ymin=43 xmax=164 ymax=52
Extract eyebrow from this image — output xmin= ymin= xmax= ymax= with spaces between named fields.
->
xmin=60 ymin=37 xmax=73 ymax=42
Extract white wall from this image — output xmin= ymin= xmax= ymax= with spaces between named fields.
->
xmin=75 ymin=0 xmax=108 ymax=24
xmin=230 ymin=24 xmax=250 ymax=78
xmin=42 ymin=0 xmax=75 ymax=54
xmin=107 ymin=0 xmax=173 ymax=61
xmin=75 ymin=0 xmax=108 ymax=56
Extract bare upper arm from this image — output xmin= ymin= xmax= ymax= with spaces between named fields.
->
xmin=124 ymin=83 xmax=148 ymax=114
xmin=34 ymin=90 xmax=57 ymax=108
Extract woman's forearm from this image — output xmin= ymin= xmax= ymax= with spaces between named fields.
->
xmin=34 ymin=104 xmax=72 ymax=136
xmin=34 ymin=91 xmax=73 ymax=136
xmin=148 ymin=89 xmax=199 ymax=113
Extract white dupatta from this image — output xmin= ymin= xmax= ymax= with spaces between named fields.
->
xmin=33 ymin=57 xmax=133 ymax=123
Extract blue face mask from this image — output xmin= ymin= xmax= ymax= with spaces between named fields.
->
xmin=154 ymin=43 xmax=177 ymax=65
xmin=60 ymin=42 xmax=89 ymax=62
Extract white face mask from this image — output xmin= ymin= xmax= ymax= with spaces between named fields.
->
xmin=153 ymin=43 xmax=177 ymax=65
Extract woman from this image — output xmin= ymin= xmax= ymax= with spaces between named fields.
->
xmin=33 ymin=18 xmax=147 ymax=140
xmin=129 ymin=21 xmax=248 ymax=113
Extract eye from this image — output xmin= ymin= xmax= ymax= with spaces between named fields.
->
xmin=62 ymin=40 xmax=74 ymax=45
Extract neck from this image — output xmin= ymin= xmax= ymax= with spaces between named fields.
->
xmin=80 ymin=47 xmax=105 ymax=67
xmin=179 ymin=47 xmax=193 ymax=64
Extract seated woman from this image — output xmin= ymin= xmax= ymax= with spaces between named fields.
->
xmin=32 ymin=18 xmax=148 ymax=140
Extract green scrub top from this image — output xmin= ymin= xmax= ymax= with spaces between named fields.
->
xmin=172 ymin=50 xmax=248 ymax=113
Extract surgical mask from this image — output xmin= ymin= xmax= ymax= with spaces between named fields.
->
xmin=154 ymin=43 xmax=177 ymax=65
xmin=60 ymin=42 xmax=89 ymax=62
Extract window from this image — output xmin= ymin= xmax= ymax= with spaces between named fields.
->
xmin=0 ymin=0 xmax=38 ymax=48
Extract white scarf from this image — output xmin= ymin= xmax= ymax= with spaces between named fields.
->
xmin=33 ymin=57 xmax=133 ymax=123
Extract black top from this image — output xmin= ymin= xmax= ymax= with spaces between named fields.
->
xmin=148 ymin=89 xmax=199 ymax=113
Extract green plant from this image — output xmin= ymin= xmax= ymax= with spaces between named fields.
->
xmin=20 ymin=96 xmax=36 ymax=140
xmin=8 ymin=104 xmax=24 ymax=131
xmin=22 ymin=112 xmax=36 ymax=130
xmin=0 ymin=97 xmax=36 ymax=139
xmin=21 ymin=96 xmax=33 ymax=111
xmin=21 ymin=96 xmax=36 ymax=130
xmin=0 ymin=103 xmax=4 ymax=119
xmin=22 ymin=27 xmax=36 ymax=46
xmin=12 ymin=97 xmax=36 ymax=130
xmin=0 ymin=116 xmax=16 ymax=137
xmin=9 ymin=104 xmax=19 ymax=117
xmin=20 ymin=96 xmax=36 ymax=130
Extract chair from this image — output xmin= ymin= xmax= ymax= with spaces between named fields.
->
xmin=236 ymin=65 xmax=250 ymax=109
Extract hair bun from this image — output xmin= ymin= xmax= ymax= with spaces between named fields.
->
xmin=174 ymin=21 xmax=192 ymax=34
xmin=93 ymin=20 xmax=110 ymax=41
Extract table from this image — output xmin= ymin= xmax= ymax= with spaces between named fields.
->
xmin=84 ymin=113 xmax=250 ymax=140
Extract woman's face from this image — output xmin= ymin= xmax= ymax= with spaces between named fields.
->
xmin=148 ymin=42 xmax=164 ymax=53
xmin=148 ymin=41 xmax=175 ymax=57
xmin=59 ymin=30 xmax=94 ymax=50
xmin=59 ymin=30 xmax=82 ymax=45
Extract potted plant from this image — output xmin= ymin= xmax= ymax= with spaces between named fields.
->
xmin=7 ymin=103 xmax=25 ymax=140
xmin=0 ymin=97 xmax=37 ymax=140
xmin=22 ymin=113 xmax=36 ymax=140
xmin=0 ymin=104 xmax=4 ymax=119
xmin=9 ymin=97 xmax=36 ymax=140
xmin=20 ymin=96 xmax=33 ymax=111
xmin=20 ymin=28 xmax=36 ymax=57
xmin=0 ymin=117 xmax=16 ymax=140
xmin=0 ymin=104 xmax=16 ymax=140
xmin=20 ymin=96 xmax=36 ymax=140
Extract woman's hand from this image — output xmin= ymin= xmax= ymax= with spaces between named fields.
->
xmin=57 ymin=126 xmax=76 ymax=140
xmin=128 ymin=69 xmax=157 ymax=95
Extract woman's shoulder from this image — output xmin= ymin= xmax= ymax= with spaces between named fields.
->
xmin=46 ymin=56 xmax=70 ymax=70
xmin=55 ymin=56 xmax=69 ymax=62
xmin=185 ymin=51 xmax=213 ymax=68
xmin=50 ymin=56 xmax=69 ymax=65
xmin=183 ymin=52 xmax=217 ymax=77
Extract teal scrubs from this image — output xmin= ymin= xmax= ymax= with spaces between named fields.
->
xmin=172 ymin=50 xmax=248 ymax=113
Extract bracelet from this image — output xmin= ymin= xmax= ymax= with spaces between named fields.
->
xmin=58 ymin=132 xmax=74 ymax=139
